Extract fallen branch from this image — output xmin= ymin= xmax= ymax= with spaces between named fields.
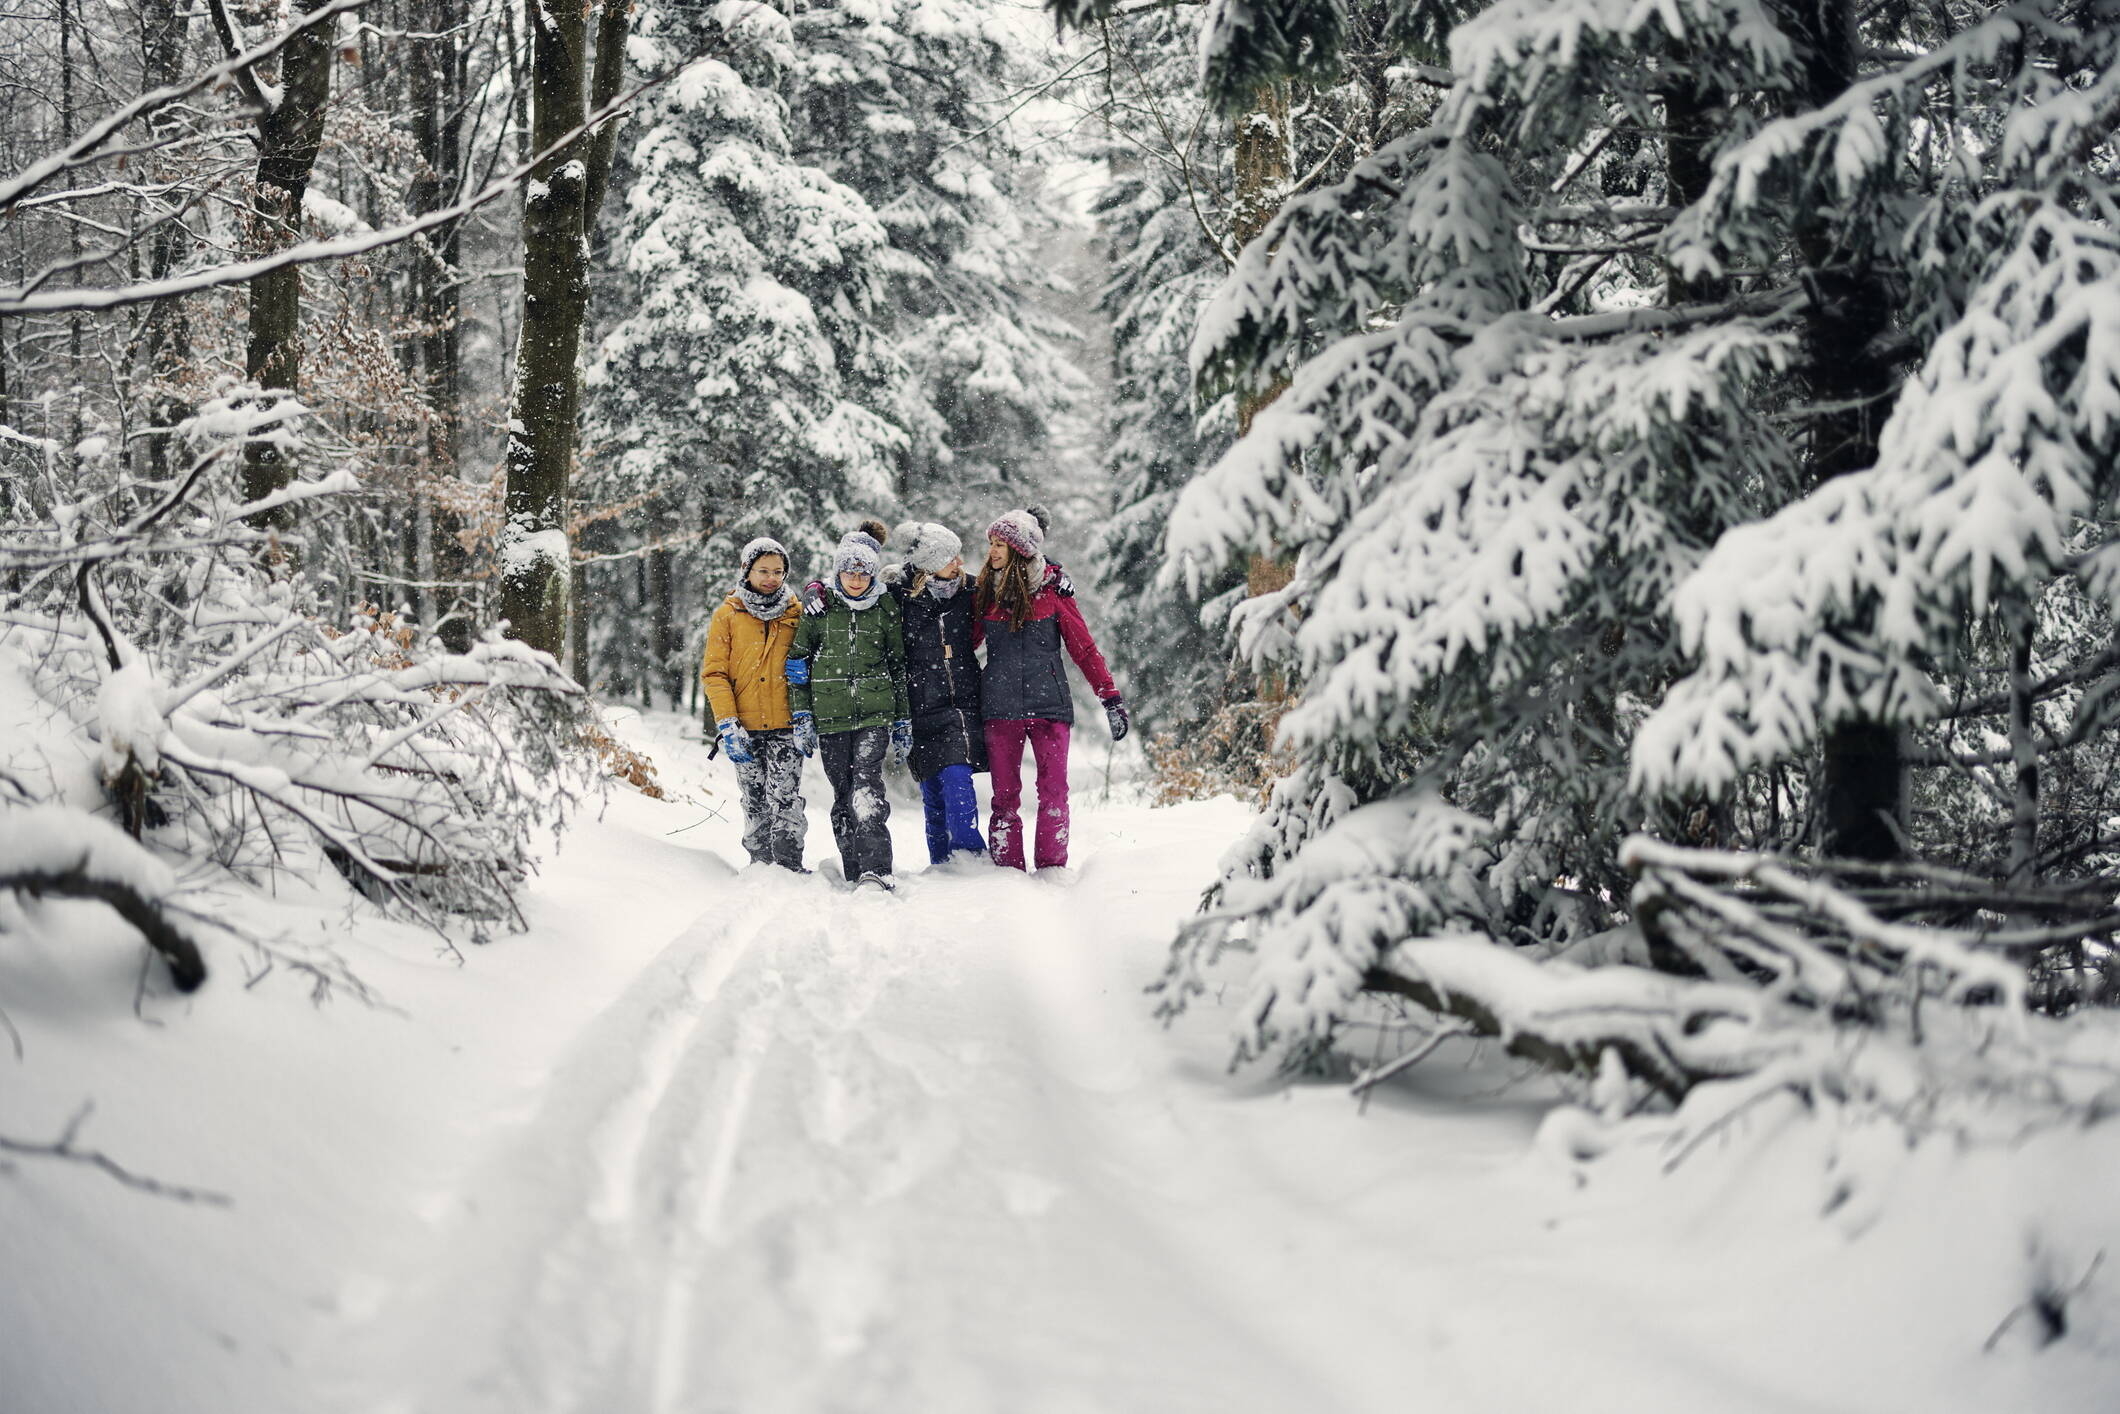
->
xmin=0 ymin=1101 xmax=231 ymax=1205
xmin=1362 ymin=935 xmax=1770 ymax=1102
xmin=0 ymin=808 xmax=208 ymax=992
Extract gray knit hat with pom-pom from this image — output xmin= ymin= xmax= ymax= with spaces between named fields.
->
xmin=833 ymin=535 xmax=882 ymax=580
xmin=894 ymin=521 xmax=963 ymax=574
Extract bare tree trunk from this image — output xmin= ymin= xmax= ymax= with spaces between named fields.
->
xmin=496 ymin=0 xmax=629 ymax=659
xmin=137 ymin=0 xmax=193 ymax=479
xmin=1231 ymin=81 xmax=1293 ymax=601
xmin=648 ymin=546 xmax=678 ymax=705
xmin=2006 ymin=600 xmax=2040 ymax=880
xmin=1786 ymin=0 xmax=1905 ymax=860
xmin=210 ymin=0 xmax=337 ymax=523
xmin=410 ymin=0 xmax=474 ymax=648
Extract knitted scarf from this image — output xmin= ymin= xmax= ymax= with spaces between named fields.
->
xmin=736 ymin=581 xmax=795 ymax=621
xmin=833 ymin=577 xmax=886 ymax=612
xmin=926 ymin=574 xmax=964 ymax=600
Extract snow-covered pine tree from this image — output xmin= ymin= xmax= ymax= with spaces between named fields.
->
xmin=583 ymin=1 xmax=911 ymax=701
xmin=1084 ymin=3 xmax=1431 ymax=746
xmin=584 ymin=0 xmax=1083 ymax=703
xmin=1634 ymin=9 xmax=2120 ymax=1010
xmin=1083 ymin=9 xmax=1241 ymax=741
xmin=780 ymin=0 xmax=1086 ymax=523
xmin=1047 ymin=0 xmax=2118 ymax=1087
xmin=1126 ymin=0 xmax=1812 ymax=1071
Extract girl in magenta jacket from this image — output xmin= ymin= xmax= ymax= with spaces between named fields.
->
xmin=972 ymin=507 xmax=1128 ymax=871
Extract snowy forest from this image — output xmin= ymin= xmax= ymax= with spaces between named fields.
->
xmin=5 ymin=0 xmax=2120 ymax=1409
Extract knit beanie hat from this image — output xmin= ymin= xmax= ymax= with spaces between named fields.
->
xmin=739 ymin=536 xmax=789 ymax=578
xmin=841 ymin=516 xmax=888 ymax=561
xmin=986 ymin=505 xmax=1049 ymax=560
xmin=833 ymin=535 xmax=882 ymax=580
xmin=895 ymin=520 xmax=962 ymax=574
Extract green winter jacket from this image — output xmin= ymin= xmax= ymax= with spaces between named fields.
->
xmin=788 ymin=589 xmax=910 ymax=734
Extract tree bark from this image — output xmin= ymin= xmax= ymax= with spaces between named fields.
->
xmin=218 ymin=0 xmax=337 ymax=523
xmin=1232 ymin=81 xmax=1293 ymax=603
xmin=136 ymin=0 xmax=193 ymax=479
xmin=409 ymin=0 xmax=473 ymax=649
xmin=496 ymin=0 xmax=630 ymax=660
xmin=5 ymin=866 xmax=207 ymax=992
xmin=1231 ymin=79 xmax=1290 ymax=446
xmin=1786 ymin=0 xmax=1905 ymax=860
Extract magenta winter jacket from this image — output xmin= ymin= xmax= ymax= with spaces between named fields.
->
xmin=972 ymin=567 xmax=1118 ymax=725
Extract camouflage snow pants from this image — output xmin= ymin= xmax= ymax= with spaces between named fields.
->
xmin=734 ymin=727 xmax=807 ymax=871
xmin=819 ymin=723 xmax=892 ymax=882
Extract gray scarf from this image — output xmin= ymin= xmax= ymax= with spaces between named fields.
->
xmin=926 ymin=574 xmax=963 ymax=600
xmin=736 ymin=581 xmax=795 ymax=620
xmin=834 ymin=579 xmax=885 ymax=612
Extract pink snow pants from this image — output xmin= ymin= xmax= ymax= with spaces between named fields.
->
xmin=985 ymin=718 xmax=1070 ymax=870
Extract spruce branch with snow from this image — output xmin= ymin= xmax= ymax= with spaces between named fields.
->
xmin=1091 ymin=0 xmax=2120 ymax=1106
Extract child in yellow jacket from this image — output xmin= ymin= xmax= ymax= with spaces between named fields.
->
xmin=701 ymin=537 xmax=808 ymax=871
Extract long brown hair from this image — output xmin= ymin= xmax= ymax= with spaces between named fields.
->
xmin=974 ymin=545 xmax=1038 ymax=629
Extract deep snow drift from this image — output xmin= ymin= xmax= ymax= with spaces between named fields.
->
xmin=4 ymin=710 xmax=2118 ymax=1413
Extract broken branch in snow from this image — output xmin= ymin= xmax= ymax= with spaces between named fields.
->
xmin=1361 ymin=938 xmax=1766 ymax=1103
xmin=0 ymin=1102 xmax=231 ymax=1205
xmin=0 ymin=808 xmax=208 ymax=992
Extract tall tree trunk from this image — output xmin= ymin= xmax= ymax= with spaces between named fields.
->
xmin=1231 ymin=81 xmax=1292 ymax=600
xmin=1788 ymin=0 xmax=1904 ymax=860
xmin=214 ymin=0 xmax=337 ymax=522
xmin=647 ymin=546 xmax=677 ymax=705
xmin=137 ymin=0 xmax=193 ymax=479
xmin=496 ymin=0 xmax=630 ymax=660
xmin=410 ymin=0 xmax=473 ymax=648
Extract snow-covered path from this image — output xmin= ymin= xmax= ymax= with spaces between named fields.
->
xmin=349 ymin=834 xmax=1382 ymax=1414
xmin=7 ymin=711 xmax=2117 ymax=1414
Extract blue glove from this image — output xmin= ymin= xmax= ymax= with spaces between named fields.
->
xmin=889 ymin=718 xmax=913 ymax=766
xmin=716 ymin=717 xmax=754 ymax=764
xmin=784 ymin=655 xmax=811 ymax=686
xmin=1103 ymin=694 xmax=1129 ymax=743
xmin=791 ymin=711 xmax=818 ymax=757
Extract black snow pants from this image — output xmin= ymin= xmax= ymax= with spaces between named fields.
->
xmin=819 ymin=723 xmax=892 ymax=881
xmin=734 ymin=728 xmax=807 ymax=870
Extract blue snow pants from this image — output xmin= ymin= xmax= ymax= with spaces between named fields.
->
xmin=919 ymin=763 xmax=986 ymax=865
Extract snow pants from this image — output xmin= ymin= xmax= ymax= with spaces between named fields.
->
xmin=820 ymin=723 xmax=892 ymax=881
xmin=919 ymin=763 xmax=985 ymax=865
xmin=733 ymin=727 xmax=806 ymax=871
xmin=985 ymin=718 xmax=1069 ymax=870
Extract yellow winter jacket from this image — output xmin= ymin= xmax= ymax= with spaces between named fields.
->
xmin=701 ymin=594 xmax=802 ymax=730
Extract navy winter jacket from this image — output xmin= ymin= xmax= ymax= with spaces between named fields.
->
xmin=892 ymin=571 xmax=987 ymax=780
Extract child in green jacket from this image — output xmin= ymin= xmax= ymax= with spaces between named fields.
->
xmin=785 ymin=531 xmax=911 ymax=889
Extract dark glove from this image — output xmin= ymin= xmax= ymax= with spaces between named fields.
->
xmin=803 ymin=578 xmax=829 ymax=615
xmin=1048 ymin=561 xmax=1074 ymax=597
xmin=1103 ymin=694 xmax=1129 ymax=743
xmin=889 ymin=718 xmax=913 ymax=766
xmin=791 ymin=711 xmax=818 ymax=757
xmin=784 ymin=655 xmax=811 ymax=686
xmin=716 ymin=717 xmax=755 ymax=765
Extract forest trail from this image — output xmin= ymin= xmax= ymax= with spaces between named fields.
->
xmin=8 ymin=714 xmax=2102 ymax=1414
xmin=332 ymin=802 xmax=1453 ymax=1414
xmin=306 ymin=714 xmax=1979 ymax=1414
